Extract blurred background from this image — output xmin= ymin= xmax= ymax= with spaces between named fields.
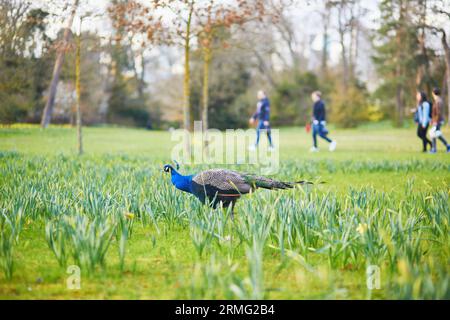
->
xmin=1 ymin=0 xmax=449 ymax=130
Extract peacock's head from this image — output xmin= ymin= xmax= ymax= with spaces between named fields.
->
xmin=163 ymin=164 xmax=174 ymax=173
xmin=163 ymin=160 xmax=180 ymax=174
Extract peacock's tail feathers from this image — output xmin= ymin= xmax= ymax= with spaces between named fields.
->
xmin=241 ymin=174 xmax=311 ymax=190
xmin=296 ymin=180 xmax=314 ymax=185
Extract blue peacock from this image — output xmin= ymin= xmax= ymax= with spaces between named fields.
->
xmin=163 ymin=163 xmax=311 ymax=214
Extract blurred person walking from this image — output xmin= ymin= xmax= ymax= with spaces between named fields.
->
xmin=429 ymin=87 xmax=450 ymax=153
xmin=414 ymin=91 xmax=432 ymax=153
xmin=249 ymin=90 xmax=274 ymax=151
xmin=310 ymin=91 xmax=336 ymax=152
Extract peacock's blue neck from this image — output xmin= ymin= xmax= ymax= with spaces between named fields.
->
xmin=170 ymin=169 xmax=193 ymax=193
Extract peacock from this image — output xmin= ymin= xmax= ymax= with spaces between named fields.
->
xmin=163 ymin=163 xmax=312 ymax=214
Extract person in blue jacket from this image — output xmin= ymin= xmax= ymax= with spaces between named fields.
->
xmin=249 ymin=90 xmax=274 ymax=151
xmin=310 ymin=91 xmax=336 ymax=152
xmin=415 ymin=91 xmax=432 ymax=152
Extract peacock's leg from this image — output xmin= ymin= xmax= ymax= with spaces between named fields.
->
xmin=230 ymin=201 xmax=235 ymax=220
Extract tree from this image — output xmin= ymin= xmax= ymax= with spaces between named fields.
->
xmin=427 ymin=1 xmax=450 ymax=124
xmin=0 ymin=1 xmax=52 ymax=123
xmin=190 ymin=47 xmax=252 ymax=130
xmin=268 ymin=0 xmax=301 ymax=70
xmin=112 ymin=0 xmax=196 ymax=131
xmin=441 ymin=30 xmax=450 ymax=124
xmin=327 ymin=0 xmax=367 ymax=89
xmin=271 ymin=72 xmax=320 ymax=126
xmin=320 ymin=1 xmax=332 ymax=78
xmin=109 ymin=0 xmax=199 ymax=157
xmin=75 ymin=17 xmax=82 ymax=155
xmin=415 ymin=0 xmax=432 ymax=91
xmin=335 ymin=0 xmax=351 ymax=89
xmin=40 ymin=0 xmax=79 ymax=128
xmin=107 ymin=0 xmax=163 ymax=128
xmin=196 ymin=0 xmax=266 ymax=133
xmin=330 ymin=80 xmax=370 ymax=128
xmin=373 ymin=0 xmax=420 ymax=126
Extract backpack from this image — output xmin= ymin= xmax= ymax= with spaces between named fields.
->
xmin=425 ymin=101 xmax=432 ymax=118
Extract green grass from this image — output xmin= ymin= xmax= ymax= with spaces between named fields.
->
xmin=0 ymin=124 xmax=449 ymax=299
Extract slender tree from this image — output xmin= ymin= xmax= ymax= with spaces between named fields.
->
xmin=320 ymin=2 xmax=332 ymax=78
xmin=430 ymin=2 xmax=450 ymax=124
xmin=442 ymin=31 xmax=450 ymax=124
xmin=373 ymin=0 xmax=419 ymax=126
xmin=196 ymin=0 xmax=266 ymax=133
xmin=75 ymin=16 xmax=83 ymax=155
xmin=414 ymin=0 xmax=450 ymax=124
xmin=184 ymin=1 xmax=195 ymax=131
xmin=336 ymin=0 xmax=350 ymax=89
xmin=415 ymin=0 xmax=432 ymax=91
xmin=40 ymin=0 xmax=79 ymax=128
xmin=109 ymin=0 xmax=198 ymax=132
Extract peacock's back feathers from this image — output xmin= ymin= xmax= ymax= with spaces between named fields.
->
xmin=192 ymin=169 xmax=251 ymax=194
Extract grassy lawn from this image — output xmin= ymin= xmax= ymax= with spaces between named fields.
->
xmin=0 ymin=124 xmax=449 ymax=299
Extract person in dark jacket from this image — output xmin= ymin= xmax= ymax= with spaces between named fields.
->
xmin=430 ymin=87 xmax=450 ymax=153
xmin=249 ymin=90 xmax=274 ymax=151
xmin=310 ymin=91 xmax=336 ymax=152
xmin=414 ymin=91 xmax=432 ymax=152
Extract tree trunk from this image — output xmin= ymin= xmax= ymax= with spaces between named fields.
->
xmin=40 ymin=0 xmax=79 ymax=128
xmin=351 ymin=3 xmax=361 ymax=78
xmin=395 ymin=85 xmax=404 ymax=127
xmin=253 ymin=49 xmax=276 ymax=88
xmin=202 ymin=46 xmax=211 ymax=133
xmin=416 ymin=1 xmax=431 ymax=91
xmin=441 ymin=30 xmax=450 ymax=125
xmin=201 ymin=45 xmax=211 ymax=152
xmin=394 ymin=0 xmax=406 ymax=127
xmin=415 ymin=30 xmax=426 ymax=88
xmin=447 ymin=70 xmax=450 ymax=125
xmin=183 ymin=3 xmax=194 ymax=132
xmin=321 ymin=7 xmax=330 ymax=78
xmin=337 ymin=3 xmax=349 ymax=90
xmin=442 ymin=71 xmax=448 ymax=120
xmin=348 ymin=5 xmax=355 ymax=79
xmin=76 ymin=19 xmax=83 ymax=155
xmin=139 ymin=48 xmax=146 ymax=100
